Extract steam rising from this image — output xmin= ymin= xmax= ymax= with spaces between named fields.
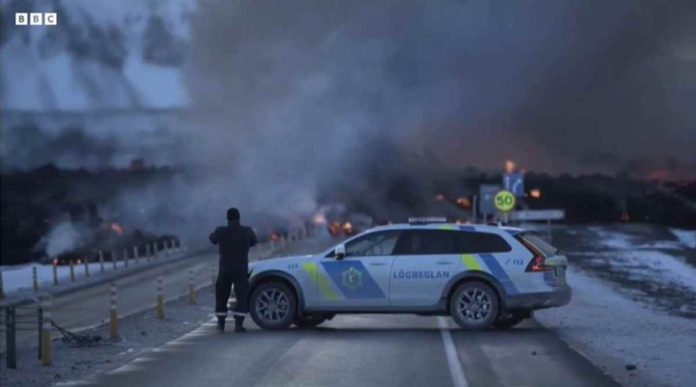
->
xmin=3 ymin=0 xmax=695 ymax=243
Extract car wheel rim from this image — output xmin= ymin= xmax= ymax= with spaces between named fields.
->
xmin=456 ymin=288 xmax=491 ymax=323
xmin=256 ymin=288 xmax=289 ymax=323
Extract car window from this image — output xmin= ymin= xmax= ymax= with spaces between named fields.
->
xmin=454 ymin=231 xmax=512 ymax=253
xmin=393 ymin=230 xmax=457 ymax=255
xmin=343 ymin=230 xmax=401 ymax=257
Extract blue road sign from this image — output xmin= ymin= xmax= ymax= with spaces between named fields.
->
xmin=503 ymin=173 xmax=525 ymax=197
xmin=479 ymin=184 xmax=501 ymax=216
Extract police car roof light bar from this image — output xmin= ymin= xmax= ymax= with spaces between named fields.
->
xmin=408 ymin=217 xmax=448 ymax=224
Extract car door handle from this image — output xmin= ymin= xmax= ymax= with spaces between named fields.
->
xmin=436 ymin=261 xmax=453 ymax=265
xmin=369 ymin=262 xmax=387 ymax=266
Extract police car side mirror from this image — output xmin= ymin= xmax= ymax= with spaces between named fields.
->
xmin=334 ymin=244 xmax=346 ymax=260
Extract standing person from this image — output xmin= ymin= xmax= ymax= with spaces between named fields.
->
xmin=209 ymin=207 xmax=257 ymax=332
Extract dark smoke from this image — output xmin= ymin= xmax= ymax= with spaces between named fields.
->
xmin=2 ymin=0 xmax=695 ymax=242
xmin=179 ymin=0 xmax=695 ymax=227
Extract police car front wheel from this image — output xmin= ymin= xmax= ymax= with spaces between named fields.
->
xmin=250 ymin=282 xmax=297 ymax=330
xmin=449 ymin=281 xmax=500 ymax=330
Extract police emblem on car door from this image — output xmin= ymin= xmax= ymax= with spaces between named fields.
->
xmin=342 ymin=267 xmax=363 ymax=290
xmin=317 ymin=230 xmax=399 ymax=308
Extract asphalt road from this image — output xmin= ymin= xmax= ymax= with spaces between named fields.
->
xmin=84 ymin=314 xmax=619 ymax=387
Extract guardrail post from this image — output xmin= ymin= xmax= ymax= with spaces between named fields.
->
xmin=110 ymin=283 xmax=118 ymax=339
xmin=38 ymin=302 xmax=43 ymax=359
xmin=111 ymin=251 xmax=117 ymax=270
xmin=188 ymin=270 xmax=196 ymax=304
xmin=156 ymin=276 xmax=165 ymax=320
xmin=41 ymin=296 xmax=52 ymax=366
xmin=52 ymin=261 xmax=58 ymax=285
xmin=69 ymin=260 xmax=75 ymax=282
xmin=134 ymin=246 xmax=140 ymax=264
xmin=33 ymin=265 xmax=39 ymax=291
xmin=123 ymin=248 xmax=129 ymax=268
xmin=99 ymin=250 xmax=105 ymax=273
xmin=84 ymin=257 xmax=90 ymax=278
xmin=6 ymin=306 xmax=17 ymax=368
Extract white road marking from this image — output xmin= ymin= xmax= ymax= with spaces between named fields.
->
xmin=438 ymin=317 xmax=469 ymax=387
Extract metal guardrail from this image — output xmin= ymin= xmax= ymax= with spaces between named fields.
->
xmin=0 ymin=301 xmax=42 ymax=369
xmin=0 ymin=240 xmax=195 ymax=309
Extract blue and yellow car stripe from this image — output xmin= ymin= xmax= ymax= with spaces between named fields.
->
xmin=460 ymin=253 xmax=519 ymax=295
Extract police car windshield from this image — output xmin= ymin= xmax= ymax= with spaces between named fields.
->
xmin=519 ymin=232 xmax=558 ymax=256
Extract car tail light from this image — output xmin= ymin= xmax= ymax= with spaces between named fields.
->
xmin=521 ymin=239 xmax=548 ymax=272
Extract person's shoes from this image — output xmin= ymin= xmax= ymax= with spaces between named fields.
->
xmin=234 ymin=318 xmax=246 ymax=332
xmin=216 ymin=317 xmax=225 ymax=332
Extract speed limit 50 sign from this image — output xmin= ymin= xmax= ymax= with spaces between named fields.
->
xmin=494 ymin=190 xmax=516 ymax=212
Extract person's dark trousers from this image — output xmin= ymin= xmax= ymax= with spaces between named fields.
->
xmin=215 ymin=270 xmax=249 ymax=331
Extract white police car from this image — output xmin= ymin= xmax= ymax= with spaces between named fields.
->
xmin=247 ymin=218 xmax=570 ymax=330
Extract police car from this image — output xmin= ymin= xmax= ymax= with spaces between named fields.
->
xmin=247 ymin=218 xmax=571 ymax=330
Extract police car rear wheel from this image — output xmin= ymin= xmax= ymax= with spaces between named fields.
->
xmin=250 ymin=282 xmax=296 ymax=330
xmin=450 ymin=282 xmax=499 ymax=330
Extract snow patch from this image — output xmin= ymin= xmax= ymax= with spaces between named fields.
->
xmin=536 ymin=266 xmax=696 ymax=387
xmin=589 ymin=227 xmax=634 ymax=249
xmin=670 ymin=228 xmax=696 ymax=249
xmin=597 ymin=250 xmax=696 ymax=292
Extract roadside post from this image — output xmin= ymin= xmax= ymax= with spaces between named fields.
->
xmin=32 ymin=266 xmax=39 ymax=291
xmin=146 ymin=244 xmax=151 ymax=263
xmin=5 ymin=306 xmax=16 ymax=368
xmin=84 ymin=257 xmax=90 ymax=278
xmin=37 ymin=300 xmax=43 ymax=359
xmin=134 ymin=246 xmax=140 ymax=265
xmin=99 ymin=250 xmax=105 ymax=272
xmin=188 ymin=270 xmax=196 ymax=305
xmin=69 ymin=260 xmax=76 ymax=282
xmin=123 ymin=248 xmax=129 ymax=268
xmin=156 ymin=276 xmax=165 ymax=320
xmin=0 ymin=270 xmax=4 ymax=299
xmin=40 ymin=296 xmax=52 ymax=366
xmin=52 ymin=261 xmax=58 ymax=285
xmin=112 ymin=251 xmax=117 ymax=270
xmin=110 ymin=283 xmax=118 ymax=339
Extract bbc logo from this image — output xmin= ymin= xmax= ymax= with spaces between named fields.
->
xmin=15 ymin=13 xmax=58 ymax=26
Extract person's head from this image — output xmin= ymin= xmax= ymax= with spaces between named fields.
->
xmin=226 ymin=207 xmax=240 ymax=222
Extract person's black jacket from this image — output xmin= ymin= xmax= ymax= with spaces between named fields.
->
xmin=209 ymin=220 xmax=257 ymax=275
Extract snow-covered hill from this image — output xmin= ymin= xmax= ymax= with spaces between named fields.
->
xmin=0 ymin=0 xmax=194 ymax=111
